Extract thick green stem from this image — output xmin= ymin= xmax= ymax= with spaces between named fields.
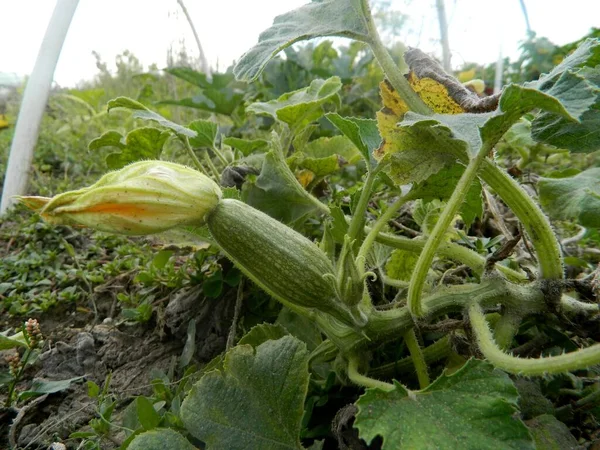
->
xmin=361 ymin=0 xmax=432 ymax=116
xmin=316 ymin=278 xmax=545 ymax=354
xmin=480 ymin=159 xmax=563 ymax=280
xmin=347 ymin=353 xmax=395 ymax=392
xmin=347 ymin=165 xmax=382 ymax=243
xmin=183 ymin=137 xmax=209 ymax=176
xmin=210 ymin=144 xmax=229 ymax=166
xmin=357 ymin=193 xmax=413 ymax=275
xmin=408 ymin=149 xmax=490 ymax=317
xmin=403 ymin=329 xmax=430 ymax=388
xmin=560 ymin=294 xmax=600 ymax=314
xmin=469 ymin=303 xmax=600 ymax=376
xmin=369 ymin=336 xmax=452 ymax=379
xmin=374 ymin=231 xmax=527 ymax=282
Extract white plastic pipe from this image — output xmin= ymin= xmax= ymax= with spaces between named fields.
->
xmin=1 ymin=0 xmax=80 ymax=214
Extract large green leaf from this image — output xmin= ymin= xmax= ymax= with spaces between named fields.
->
xmin=526 ymin=415 xmax=580 ymax=450
xmin=355 ymin=359 xmax=533 ymax=450
xmin=247 ymin=77 xmax=342 ymax=130
xmin=181 ymin=336 xmax=309 ymax=450
xmin=529 ymin=39 xmax=600 ymax=152
xmin=411 ymin=164 xmax=483 ymax=228
xmin=161 ymin=68 xmax=245 ymax=116
xmin=129 ymin=428 xmax=196 ymax=450
xmin=538 ymin=167 xmax=600 ymax=228
xmin=107 ymin=97 xmax=196 ymax=138
xmin=234 ymin=0 xmax=370 ymax=81
xmin=89 ymin=128 xmax=170 ymax=169
xmin=243 ymin=150 xmax=323 ymax=223
xmin=377 ymin=119 xmax=469 ymax=185
xmin=187 ymin=120 xmax=218 ymax=148
xmin=326 ymin=113 xmax=381 ymax=164
xmin=223 ymin=137 xmax=269 ymax=156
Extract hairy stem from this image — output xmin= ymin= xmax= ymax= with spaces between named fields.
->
xmin=361 ymin=0 xmax=432 ymax=115
xmin=369 ymin=336 xmax=452 ymax=379
xmin=374 ymin=230 xmax=527 ymax=282
xmin=469 ymin=303 xmax=600 ymax=375
xmin=347 ymin=353 xmax=395 ymax=392
xmin=182 ymin=136 xmax=209 ymax=176
xmin=357 ymin=193 xmax=413 ymax=275
xmin=347 ymin=165 xmax=382 ymax=243
xmin=403 ymin=329 xmax=430 ymax=388
xmin=408 ymin=148 xmax=490 ymax=317
xmin=479 ymin=159 xmax=563 ymax=281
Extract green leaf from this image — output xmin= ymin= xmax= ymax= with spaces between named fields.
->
xmin=18 ymin=376 xmax=84 ymax=401
xmin=181 ymin=336 xmax=309 ymax=450
xmin=203 ymin=271 xmax=223 ymax=298
xmin=276 ymin=307 xmax=323 ymax=352
xmin=385 ymin=249 xmax=420 ymax=282
xmin=179 ymin=319 xmax=196 ymax=370
xmin=528 ymin=39 xmax=600 ymax=152
xmin=243 ymin=150 xmax=322 ymax=223
xmin=302 ymin=135 xmax=362 ymax=165
xmin=90 ymin=127 xmax=170 ymax=169
xmin=107 ymin=97 xmax=196 ymax=138
xmin=247 ymin=77 xmax=342 ymax=130
xmin=326 ymin=113 xmax=381 ymax=164
xmin=531 ymin=38 xmax=600 ymax=87
xmin=234 ymin=0 xmax=370 ymax=81
xmin=223 ymin=137 xmax=269 ymax=156
xmin=355 ymin=359 xmax=533 ymax=450
xmin=526 ymin=415 xmax=580 ymax=450
xmin=88 ymin=130 xmax=125 ymax=151
xmin=238 ymin=323 xmax=289 ymax=347
xmin=161 ymin=69 xmax=245 ymax=116
xmin=0 ymin=330 xmax=27 ymax=350
xmin=128 ymin=428 xmax=196 ymax=450
xmin=538 ymin=167 xmax=600 ymax=228
xmin=87 ymin=380 xmax=100 ymax=399
xmin=411 ymin=164 xmax=483 ymax=228
xmin=152 ymin=250 xmax=173 ymax=270
xmin=136 ymin=396 xmax=162 ymax=430
xmin=188 ymin=120 xmax=218 ymax=148
xmin=378 ymin=120 xmax=466 ymax=185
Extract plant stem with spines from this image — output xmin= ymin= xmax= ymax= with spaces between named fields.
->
xmin=469 ymin=303 xmax=600 ymax=375
xmin=407 ymin=145 xmax=490 ymax=317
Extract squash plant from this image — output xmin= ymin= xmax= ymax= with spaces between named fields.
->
xmin=22 ymin=0 xmax=600 ymax=448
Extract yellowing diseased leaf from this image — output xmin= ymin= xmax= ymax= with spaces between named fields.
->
xmin=408 ymin=72 xmax=464 ymax=114
xmin=296 ymin=169 xmax=315 ymax=188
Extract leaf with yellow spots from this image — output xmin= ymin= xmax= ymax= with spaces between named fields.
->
xmin=407 ymin=72 xmax=464 ymax=114
xmin=296 ymin=169 xmax=315 ymax=188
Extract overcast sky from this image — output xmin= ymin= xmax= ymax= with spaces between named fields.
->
xmin=1 ymin=0 xmax=599 ymax=87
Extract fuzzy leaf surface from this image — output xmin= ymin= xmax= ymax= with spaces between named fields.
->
xmin=107 ymin=97 xmax=196 ymax=137
xmin=243 ymin=150 xmax=322 ymax=223
xmin=233 ymin=0 xmax=369 ymax=81
xmin=89 ymin=127 xmax=170 ymax=169
xmin=181 ymin=336 xmax=309 ymax=450
xmin=188 ymin=120 xmax=218 ymax=148
xmin=538 ymin=167 xmax=600 ymax=228
xmin=355 ymin=359 xmax=533 ymax=450
xmin=247 ymin=77 xmax=342 ymax=130
xmin=128 ymin=428 xmax=196 ymax=450
xmin=326 ymin=113 xmax=381 ymax=164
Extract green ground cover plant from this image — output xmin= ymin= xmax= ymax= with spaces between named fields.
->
xmin=2 ymin=0 xmax=600 ymax=448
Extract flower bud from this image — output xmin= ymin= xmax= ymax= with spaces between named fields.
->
xmin=19 ymin=161 xmax=222 ymax=235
